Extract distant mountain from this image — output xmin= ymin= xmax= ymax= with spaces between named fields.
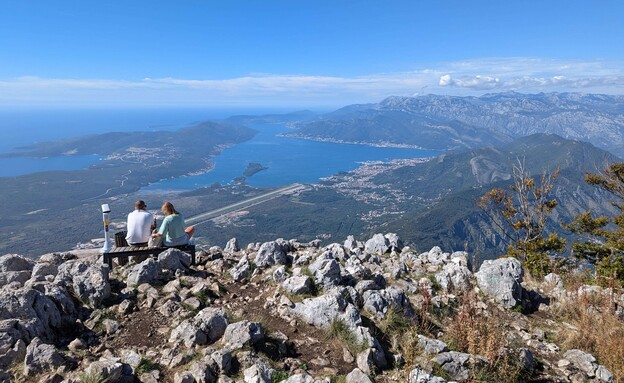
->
xmin=375 ymin=133 xmax=621 ymax=260
xmin=224 ymin=110 xmax=318 ymax=125
xmin=286 ymin=92 xmax=624 ymax=157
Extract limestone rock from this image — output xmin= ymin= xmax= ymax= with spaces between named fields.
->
xmin=229 ymin=255 xmax=251 ymax=282
xmin=54 ymin=260 xmax=111 ymax=308
xmin=255 ymin=241 xmax=287 ymax=267
xmin=364 ymin=234 xmax=390 ymax=255
xmin=430 ymin=351 xmax=473 ymax=381
xmin=222 ymin=321 xmax=264 ymax=350
xmin=23 ymin=338 xmax=65 ymax=377
xmin=126 ymin=259 xmax=161 ymax=286
xmin=475 ymin=257 xmax=524 ymax=309
xmin=224 ymin=238 xmax=240 ymax=253
xmin=282 ymin=275 xmax=314 ymax=295
xmin=435 ymin=263 xmax=472 ymax=293
xmin=158 ymin=248 xmax=191 ymax=271
xmin=346 ymin=367 xmax=374 ymax=383
xmin=409 ymin=367 xmax=447 ymax=383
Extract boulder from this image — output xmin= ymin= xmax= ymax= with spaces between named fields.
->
xmin=290 ymin=290 xmax=361 ymax=329
xmin=255 ymin=241 xmax=287 ymax=267
xmin=362 ymin=286 xmax=414 ymax=320
xmin=346 ymin=367 xmax=374 ymax=383
xmin=409 ymin=367 xmax=447 ymax=383
xmin=282 ymin=275 xmax=314 ymax=295
xmin=475 ymin=257 xmax=524 ymax=309
xmin=435 ymin=263 xmax=472 ymax=293
xmin=417 ymin=335 xmax=449 ymax=355
xmin=308 ymin=253 xmax=342 ymax=289
xmin=229 ymin=255 xmax=251 ymax=282
xmin=430 ymin=351 xmax=473 ymax=381
xmin=158 ymin=248 xmax=191 ymax=271
xmin=54 ymin=260 xmax=111 ymax=307
xmin=384 ymin=233 xmax=404 ymax=252
xmin=31 ymin=263 xmax=59 ymax=280
xmin=364 ymin=234 xmax=389 ymax=255
xmin=23 ymin=338 xmax=65 ymax=377
xmin=0 ymin=254 xmax=34 ymax=273
xmin=0 ymin=254 xmax=34 ymax=286
xmin=195 ymin=307 xmax=229 ymax=343
xmin=83 ymin=357 xmax=125 ymax=383
xmin=224 ymin=238 xmax=240 ymax=253
xmin=126 ymin=259 xmax=161 ymax=286
xmin=222 ymin=321 xmax=264 ymax=350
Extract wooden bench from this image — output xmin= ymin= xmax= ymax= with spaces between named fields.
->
xmin=102 ymin=244 xmax=196 ymax=273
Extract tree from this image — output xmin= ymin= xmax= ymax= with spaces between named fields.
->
xmin=477 ymin=160 xmax=565 ymax=277
xmin=565 ymin=163 xmax=624 ymax=281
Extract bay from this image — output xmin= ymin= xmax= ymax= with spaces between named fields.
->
xmin=144 ymin=123 xmax=440 ymax=190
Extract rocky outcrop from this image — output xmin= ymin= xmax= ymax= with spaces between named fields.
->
xmin=0 ymin=234 xmax=619 ymax=383
xmin=475 ymin=257 xmax=524 ymax=308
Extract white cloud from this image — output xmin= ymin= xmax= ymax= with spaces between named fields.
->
xmin=1 ymin=57 xmax=624 ymax=107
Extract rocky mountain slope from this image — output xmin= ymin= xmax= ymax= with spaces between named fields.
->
xmin=1 ymin=234 xmax=622 ymax=382
xmin=317 ymin=133 xmax=621 ymax=261
xmin=286 ymin=92 xmax=624 ymax=157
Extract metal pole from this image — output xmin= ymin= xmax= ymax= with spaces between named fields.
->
xmin=100 ymin=204 xmax=113 ymax=253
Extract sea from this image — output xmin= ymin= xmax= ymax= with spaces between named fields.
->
xmin=0 ymin=108 xmax=439 ymax=189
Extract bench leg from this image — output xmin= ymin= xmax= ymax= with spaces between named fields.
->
xmin=103 ymin=254 xmax=113 ymax=273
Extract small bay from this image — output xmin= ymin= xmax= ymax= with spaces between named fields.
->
xmin=144 ymin=123 xmax=440 ymax=191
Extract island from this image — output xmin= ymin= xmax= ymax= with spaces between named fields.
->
xmin=243 ymin=162 xmax=268 ymax=177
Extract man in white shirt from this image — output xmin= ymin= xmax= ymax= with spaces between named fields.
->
xmin=125 ymin=200 xmax=154 ymax=246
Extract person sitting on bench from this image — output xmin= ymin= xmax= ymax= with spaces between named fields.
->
xmin=151 ymin=201 xmax=195 ymax=246
xmin=125 ymin=200 xmax=155 ymax=246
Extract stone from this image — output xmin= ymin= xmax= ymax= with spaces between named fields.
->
xmin=345 ymin=367 xmax=374 ymax=383
xmin=430 ymin=351 xmax=472 ymax=381
xmin=308 ymin=253 xmax=342 ymax=289
xmin=243 ymin=363 xmax=272 ymax=383
xmin=417 ymin=335 xmax=449 ymax=355
xmin=158 ymin=248 xmax=191 ymax=271
xmin=290 ymin=290 xmax=361 ymax=329
xmin=31 ymin=263 xmax=59 ymax=280
xmin=229 ymin=255 xmax=251 ymax=282
xmin=222 ymin=321 xmax=264 ymax=350
xmin=435 ymin=263 xmax=472 ymax=293
xmin=409 ymin=367 xmax=447 ymax=383
xmin=283 ymin=373 xmax=316 ymax=383
xmin=364 ymin=234 xmax=390 ymax=255
xmin=195 ymin=307 xmax=229 ymax=343
xmin=384 ymin=233 xmax=404 ymax=252
xmin=563 ymin=349 xmax=598 ymax=377
xmin=23 ymin=338 xmax=65 ymax=377
xmin=54 ymin=260 xmax=111 ymax=308
xmin=0 ymin=254 xmax=34 ymax=273
xmin=362 ymin=287 xmax=414 ymax=320
xmin=255 ymin=241 xmax=287 ymax=267
xmin=475 ymin=257 xmax=524 ymax=309
xmin=224 ymin=238 xmax=240 ymax=253
xmin=282 ymin=275 xmax=314 ymax=295
xmin=126 ymin=259 xmax=161 ymax=286
xmin=169 ymin=319 xmax=207 ymax=347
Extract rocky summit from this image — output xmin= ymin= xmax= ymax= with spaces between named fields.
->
xmin=1 ymin=235 xmax=623 ymax=383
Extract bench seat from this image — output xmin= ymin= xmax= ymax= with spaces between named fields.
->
xmin=102 ymin=244 xmax=196 ymax=273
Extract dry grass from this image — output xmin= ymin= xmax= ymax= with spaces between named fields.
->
xmin=443 ymin=292 xmax=523 ymax=383
xmin=553 ymin=289 xmax=624 ymax=383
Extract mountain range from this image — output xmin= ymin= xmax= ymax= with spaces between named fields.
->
xmin=286 ymin=92 xmax=624 ymax=157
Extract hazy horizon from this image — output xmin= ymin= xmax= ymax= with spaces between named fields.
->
xmin=1 ymin=1 xmax=623 ymax=109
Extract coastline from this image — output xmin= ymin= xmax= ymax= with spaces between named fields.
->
xmin=278 ymin=133 xmax=430 ymax=150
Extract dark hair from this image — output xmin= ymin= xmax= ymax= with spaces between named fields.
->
xmin=135 ymin=200 xmax=146 ymax=210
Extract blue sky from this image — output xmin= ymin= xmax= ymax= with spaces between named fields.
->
xmin=1 ymin=0 xmax=623 ymax=108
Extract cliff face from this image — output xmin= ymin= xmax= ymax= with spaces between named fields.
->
xmin=1 ymin=234 xmax=622 ymax=383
